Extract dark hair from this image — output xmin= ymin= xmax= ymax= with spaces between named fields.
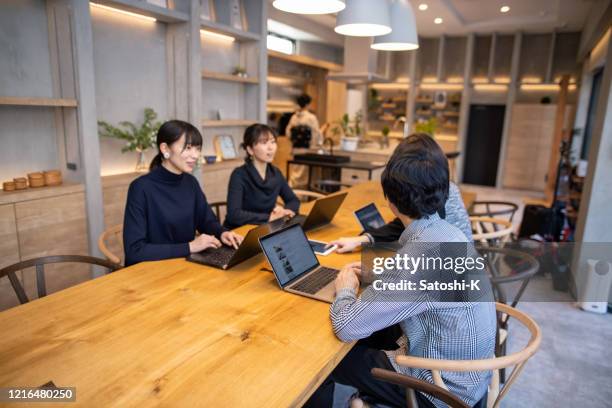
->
xmin=149 ymin=120 xmax=203 ymax=170
xmin=296 ymin=93 xmax=312 ymax=108
xmin=241 ymin=123 xmax=277 ymax=162
xmin=381 ymin=133 xmax=449 ymax=219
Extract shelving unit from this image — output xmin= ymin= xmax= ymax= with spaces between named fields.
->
xmin=0 ymin=96 xmax=78 ymax=107
xmin=200 ymin=19 xmax=261 ymax=42
xmin=202 ymin=71 xmax=259 ymax=84
xmin=92 ymin=0 xmax=189 ymax=23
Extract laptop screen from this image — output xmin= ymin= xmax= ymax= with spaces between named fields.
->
xmin=259 ymin=224 xmax=319 ymax=287
xmin=355 ymin=203 xmax=385 ymax=231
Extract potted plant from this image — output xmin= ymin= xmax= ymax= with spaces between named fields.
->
xmin=232 ymin=66 xmax=247 ymax=78
xmin=414 ymin=117 xmax=438 ymax=137
xmin=338 ymin=110 xmax=363 ymax=152
xmin=380 ymin=125 xmax=390 ymax=148
xmin=98 ymin=108 xmax=162 ymax=172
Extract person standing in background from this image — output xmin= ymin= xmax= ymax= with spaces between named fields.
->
xmin=285 ymin=93 xmax=321 ymax=188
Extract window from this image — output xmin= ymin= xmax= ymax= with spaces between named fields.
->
xmin=267 ymin=33 xmax=294 ymax=55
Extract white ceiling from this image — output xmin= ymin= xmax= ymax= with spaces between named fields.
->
xmin=271 ymin=0 xmax=596 ymax=40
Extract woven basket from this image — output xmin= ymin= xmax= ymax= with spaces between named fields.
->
xmin=14 ymin=177 xmax=28 ymax=190
xmin=2 ymin=181 xmax=16 ymax=191
xmin=44 ymin=170 xmax=62 ymax=186
xmin=28 ymin=172 xmax=45 ymax=188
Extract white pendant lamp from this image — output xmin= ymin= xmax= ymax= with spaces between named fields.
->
xmin=272 ymin=0 xmax=346 ymax=15
xmin=371 ymin=0 xmax=419 ymax=50
xmin=335 ymin=0 xmax=392 ymax=37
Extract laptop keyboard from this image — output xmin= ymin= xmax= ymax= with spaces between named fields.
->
xmin=290 ymin=267 xmax=339 ymax=295
xmin=198 ymin=245 xmax=235 ymax=266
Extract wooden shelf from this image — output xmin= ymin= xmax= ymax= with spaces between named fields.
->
xmin=201 ymin=119 xmax=255 ymax=128
xmin=93 ymin=0 xmax=189 ymax=23
xmin=0 ymin=96 xmax=77 ymax=107
xmin=268 ymin=50 xmax=343 ymax=72
xmin=200 ymin=19 xmax=261 ymax=42
xmin=202 ymin=71 xmax=259 ymax=84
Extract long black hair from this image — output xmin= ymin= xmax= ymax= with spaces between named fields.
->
xmin=240 ymin=123 xmax=277 ymax=162
xmin=149 ymin=120 xmax=203 ymax=170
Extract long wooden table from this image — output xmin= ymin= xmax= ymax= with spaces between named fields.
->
xmin=0 ymin=182 xmax=396 ymax=407
xmin=0 ymin=181 xmax=475 ymax=407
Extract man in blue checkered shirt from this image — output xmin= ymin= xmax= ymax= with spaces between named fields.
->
xmin=305 ymin=134 xmax=496 ymax=408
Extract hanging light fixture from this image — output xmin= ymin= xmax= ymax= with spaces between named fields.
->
xmin=272 ymin=0 xmax=346 ymax=15
xmin=335 ymin=0 xmax=392 ymax=37
xmin=371 ymin=0 xmax=418 ymax=51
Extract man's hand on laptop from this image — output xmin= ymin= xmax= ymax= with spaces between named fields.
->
xmin=328 ymin=236 xmax=369 ymax=253
xmin=334 ymin=262 xmax=361 ymax=294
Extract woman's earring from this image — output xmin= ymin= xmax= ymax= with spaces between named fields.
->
xmin=163 ymin=152 xmax=170 ymax=159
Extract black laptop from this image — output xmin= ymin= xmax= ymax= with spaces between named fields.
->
xmin=269 ymin=192 xmax=348 ymax=232
xmin=187 ymin=223 xmax=271 ymax=270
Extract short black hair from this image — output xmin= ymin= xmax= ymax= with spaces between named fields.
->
xmin=296 ymin=94 xmax=312 ymax=108
xmin=381 ymin=133 xmax=449 ymax=219
xmin=150 ymin=120 xmax=202 ymax=170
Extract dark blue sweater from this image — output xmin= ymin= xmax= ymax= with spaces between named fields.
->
xmin=123 ymin=165 xmax=225 ymax=266
xmin=224 ymin=162 xmax=300 ymax=229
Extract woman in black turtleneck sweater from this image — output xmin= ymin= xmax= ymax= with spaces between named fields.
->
xmin=123 ymin=120 xmax=242 ymax=266
xmin=224 ymin=124 xmax=300 ymax=229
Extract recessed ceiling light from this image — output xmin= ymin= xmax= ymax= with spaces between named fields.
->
xmin=500 ymin=5 xmax=510 ymax=13
xmin=418 ymin=3 xmax=428 ymax=11
xmin=434 ymin=17 xmax=443 ymax=24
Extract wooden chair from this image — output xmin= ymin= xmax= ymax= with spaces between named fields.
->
xmin=98 ymin=224 xmax=123 ymax=265
xmin=0 ymin=255 xmax=122 ymax=305
xmin=209 ymin=201 xmax=227 ymax=223
xmin=470 ymin=216 xmax=514 ymax=245
xmin=367 ymin=303 xmax=541 ymax=408
xmin=470 ymin=201 xmax=519 ymax=223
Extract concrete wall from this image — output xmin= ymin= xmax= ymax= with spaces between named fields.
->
xmin=91 ymin=5 xmax=169 ymax=176
xmin=0 ymin=0 xmax=59 ymax=179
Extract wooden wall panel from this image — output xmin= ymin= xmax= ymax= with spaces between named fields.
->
xmin=15 ymin=192 xmax=90 ymax=301
xmin=0 ymin=204 xmax=21 ymax=310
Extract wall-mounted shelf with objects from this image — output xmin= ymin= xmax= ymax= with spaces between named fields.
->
xmin=201 ymin=119 xmax=255 ymax=128
xmin=91 ymin=0 xmax=189 ymax=23
xmin=200 ymin=19 xmax=261 ymax=42
xmin=202 ymin=71 xmax=259 ymax=84
xmin=0 ymin=96 xmax=78 ymax=107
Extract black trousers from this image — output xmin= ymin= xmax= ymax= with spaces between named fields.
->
xmin=304 ymin=325 xmax=435 ymax=408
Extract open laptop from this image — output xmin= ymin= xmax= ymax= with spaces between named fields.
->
xmin=354 ymin=203 xmax=385 ymax=232
xmin=259 ymin=223 xmax=339 ymax=303
xmin=269 ymin=192 xmax=348 ymax=232
xmin=187 ymin=223 xmax=270 ymax=270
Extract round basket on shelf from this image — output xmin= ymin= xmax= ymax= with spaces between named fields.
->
xmin=43 ymin=170 xmax=62 ymax=186
xmin=28 ymin=172 xmax=45 ymax=188
xmin=13 ymin=177 xmax=28 ymax=190
xmin=2 ymin=181 xmax=16 ymax=192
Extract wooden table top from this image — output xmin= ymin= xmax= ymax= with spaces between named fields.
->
xmin=0 ymin=181 xmax=475 ymax=407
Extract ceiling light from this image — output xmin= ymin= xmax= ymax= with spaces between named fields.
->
xmin=200 ymin=29 xmax=235 ymax=43
xmin=418 ymin=3 xmax=428 ymax=11
xmin=371 ymin=0 xmax=419 ymax=51
xmin=272 ymin=0 xmax=345 ymax=15
xmin=500 ymin=5 xmax=510 ymax=13
xmin=335 ymin=0 xmax=392 ymax=37
xmin=90 ymin=2 xmax=157 ymax=22
xmin=434 ymin=17 xmax=443 ymax=24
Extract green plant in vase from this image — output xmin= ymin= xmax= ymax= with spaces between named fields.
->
xmin=98 ymin=108 xmax=162 ymax=172
xmin=380 ymin=125 xmax=390 ymax=148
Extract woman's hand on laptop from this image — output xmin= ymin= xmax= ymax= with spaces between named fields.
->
xmin=189 ymin=234 xmax=222 ymax=253
xmin=221 ymin=231 xmax=243 ymax=249
xmin=269 ymin=206 xmax=294 ymax=221
xmin=328 ymin=236 xmax=370 ymax=253
xmin=334 ymin=262 xmax=360 ymax=293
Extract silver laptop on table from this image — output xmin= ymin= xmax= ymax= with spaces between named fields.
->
xmin=259 ymin=223 xmax=339 ymax=303
xmin=268 ymin=192 xmax=348 ymax=232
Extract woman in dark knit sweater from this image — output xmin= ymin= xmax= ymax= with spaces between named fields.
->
xmin=123 ymin=120 xmax=242 ymax=266
xmin=224 ymin=124 xmax=300 ymax=229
